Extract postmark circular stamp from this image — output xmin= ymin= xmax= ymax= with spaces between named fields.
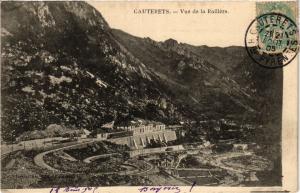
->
xmin=245 ymin=12 xmax=299 ymax=68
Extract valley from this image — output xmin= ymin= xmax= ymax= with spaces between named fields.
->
xmin=1 ymin=1 xmax=282 ymax=188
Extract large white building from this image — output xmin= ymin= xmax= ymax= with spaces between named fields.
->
xmin=98 ymin=119 xmax=177 ymax=149
xmin=117 ymin=121 xmax=165 ymax=135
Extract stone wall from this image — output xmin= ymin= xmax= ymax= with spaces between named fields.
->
xmin=109 ymin=130 xmax=177 ymax=149
xmin=128 ymin=145 xmax=184 ymax=157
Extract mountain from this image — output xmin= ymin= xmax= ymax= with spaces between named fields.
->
xmin=112 ymin=29 xmax=283 ymax=165
xmin=112 ymin=29 xmax=282 ymax=120
xmin=1 ymin=1 xmax=281 ymax=142
xmin=1 ymin=1 xmax=185 ymax=140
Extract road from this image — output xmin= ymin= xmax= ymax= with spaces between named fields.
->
xmin=83 ymin=153 xmax=120 ymax=163
xmin=31 ymin=139 xmax=156 ymax=176
xmin=207 ymin=152 xmax=253 ymax=185
xmin=1 ymin=137 xmax=72 ymax=155
xmin=33 ymin=140 xmax=95 ymax=172
xmin=210 ymin=152 xmax=253 ymax=173
xmin=1 ymin=137 xmax=207 ymax=183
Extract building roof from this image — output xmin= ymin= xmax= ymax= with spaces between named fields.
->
xmin=82 ymin=129 xmax=91 ymax=135
xmin=101 ymin=121 xmax=115 ymax=129
xmin=117 ymin=118 xmax=164 ymax=127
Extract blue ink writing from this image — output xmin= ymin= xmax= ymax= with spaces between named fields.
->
xmin=138 ymin=186 xmax=181 ymax=193
xmin=189 ymin=182 xmax=196 ymax=192
xmin=49 ymin=186 xmax=98 ymax=193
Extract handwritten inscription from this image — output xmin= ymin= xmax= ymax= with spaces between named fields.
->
xmin=138 ymin=182 xmax=196 ymax=193
xmin=49 ymin=182 xmax=196 ymax=193
xmin=50 ymin=187 xmax=98 ymax=193
xmin=138 ymin=186 xmax=181 ymax=193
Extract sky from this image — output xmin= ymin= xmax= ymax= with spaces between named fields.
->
xmin=88 ymin=1 xmax=256 ymax=47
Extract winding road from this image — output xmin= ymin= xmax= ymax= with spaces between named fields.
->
xmin=31 ymin=139 xmax=156 ymax=176
xmin=33 ymin=140 xmax=94 ymax=172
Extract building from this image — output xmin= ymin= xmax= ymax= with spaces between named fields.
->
xmin=89 ymin=128 xmax=110 ymax=139
xmin=111 ymin=119 xmax=177 ymax=149
xmin=80 ymin=129 xmax=91 ymax=139
xmin=116 ymin=119 xmax=166 ymax=135
xmin=233 ymin=144 xmax=248 ymax=152
xmin=96 ymin=133 xmax=108 ymax=140
xmin=102 ymin=121 xmax=115 ymax=129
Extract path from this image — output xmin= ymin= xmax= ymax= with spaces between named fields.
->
xmin=210 ymin=152 xmax=252 ymax=173
xmin=208 ymin=152 xmax=253 ymax=185
xmin=83 ymin=153 xmax=120 ymax=163
xmin=33 ymin=140 xmax=94 ymax=172
xmin=33 ymin=140 xmax=155 ymax=176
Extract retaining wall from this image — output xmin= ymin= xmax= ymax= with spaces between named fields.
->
xmin=109 ymin=130 xmax=177 ymax=149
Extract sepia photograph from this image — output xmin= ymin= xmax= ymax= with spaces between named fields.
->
xmin=0 ymin=1 xmax=298 ymax=192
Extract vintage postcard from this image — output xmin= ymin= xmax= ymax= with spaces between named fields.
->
xmin=0 ymin=1 xmax=298 ymax=193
